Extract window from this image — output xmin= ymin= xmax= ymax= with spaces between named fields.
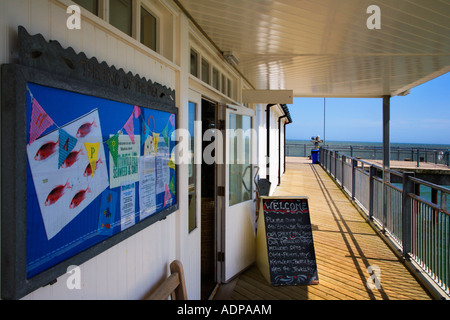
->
xmin=227 ymin=78 xmax=232 ymax=98
xmin=201 ymin=58 xmax=210 ymax=84
xmin=212 ymin=68 xmax=219 ymax=90
xmin=110 ymin=0 xmax=132 ymax=36
xmin=188 ymin=102 xmax=197 ymax=232
xmin=221 ymin=74 xmax=226 ymax=94
xmin=141 ymin=6 xmax=157 ymax=51
xmin=190 ymin=49 xmax=198 ymax=77
xmin=229 ymin=114 xmax=252 ymax=206
xmin=73 ymin=0 xmax=98 ymax=15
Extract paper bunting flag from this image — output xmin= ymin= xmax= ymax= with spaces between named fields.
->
xmin=169 ymin=114 xmax=175 ymax=127
xmin=106 ymin=133 xmax=120 ymax=166
xmin=161 ymin=122 xmax=170 ymax=147
xmin=141 ymin=119 xmax=150 ymax=145
xmin=152 ymin=132 xmax=160 ymax=155
xmin=84 ymin=142 xmax=100 ymax=177
xmin=163 ymin=184 xmax=172 ymax=208
xmin=168 ymin=150 xmax=175 ymax=170
xmin=58 ymin=129 xmax=78 ymax=169
xmin=133 ymin=105 xmax=141 ymax=119
xmin=169 ymin=175 xmax=175 ymax=195
xmin=29 ymin=98 xmax=55 ymax=145
xmin=124 ymin=113 xmax=135 ymax=144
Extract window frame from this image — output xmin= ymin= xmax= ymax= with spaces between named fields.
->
xmin=140 ymin=4 xmax=159 ymax=52
xmin=72 ymin=0 xmax=99 ymax=16
xmin=108 ymin=0 xmax=133 ymax=37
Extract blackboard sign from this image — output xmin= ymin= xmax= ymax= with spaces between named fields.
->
xmin=261 ymin=197 xmax=319 ymax=286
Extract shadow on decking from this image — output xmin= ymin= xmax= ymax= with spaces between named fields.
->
xmin=213 ymin=161 xmax=433 ymax=300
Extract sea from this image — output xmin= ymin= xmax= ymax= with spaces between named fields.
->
xmin=286 ymin=140 xmax=450 ymax=206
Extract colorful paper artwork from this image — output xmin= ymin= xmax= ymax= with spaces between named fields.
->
xmin=97 ymin=190 xmax=117 ymax=236
xmin=123 ymin=113 xmax=135 ymax=144
xmin=106 ymin=132 xmax=120 ymax=166
xmin=29 ymin=97 xmax=55 ymax=145
xmin=26 ymin=109 xmax=109 ymax=240
xmin=84 ymin=142 xmax=100 ymax=177
xmin=24 ymin=81 xmax=177 ymax=281
xmin=58 ymin=129 xmax=78 ymax=169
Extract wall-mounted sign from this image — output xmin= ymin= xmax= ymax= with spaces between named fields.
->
xmin=1 ymin=27 xmax=178 ymax=299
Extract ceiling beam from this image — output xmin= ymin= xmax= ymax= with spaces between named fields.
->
xmin=242 ymin=90 xmax=293 ymax=104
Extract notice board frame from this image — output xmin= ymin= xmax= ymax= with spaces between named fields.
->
xmin=1 ymin=62 xmax=178 ymax=299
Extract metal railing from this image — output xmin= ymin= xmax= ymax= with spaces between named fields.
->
xmin=320 ymin=147 xmax=450 ymax=298
xmin=287 ymin=143 xmax=450 ymax=167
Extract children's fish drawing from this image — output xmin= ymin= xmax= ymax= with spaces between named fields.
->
xmin=103 ymin=207 xmax=112 ymax=218
xmin=76 ymin=120 xmax=97 ymax=138
xmin=83 ymin=157 xmax=103 ymax=177
xmin=101 ymin=223 xmax=111 ymax=229
xmin=61 ymin=149 xmax=83 ymax=168
xmin=34 ymin=140 xmax=58 ymax=161
xmin=45 ymin=179 xmax=72 ymax=206
xmin=69 ymin=186 xmax=91 ymax=209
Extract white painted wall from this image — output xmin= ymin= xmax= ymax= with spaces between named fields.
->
xmin=0 ymin=0 xmax=288 ymax=300
xmin=254 ymin=104 xmax=286 ymax=196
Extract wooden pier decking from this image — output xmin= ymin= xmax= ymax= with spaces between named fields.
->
xmin=216 ymin=157 xmax=434 ymax=300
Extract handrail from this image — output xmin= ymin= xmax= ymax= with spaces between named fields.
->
xmin=407 ymin=193 xmax=450 ymax=216
xmin=409 ymin=176 xmax=450 ymax=194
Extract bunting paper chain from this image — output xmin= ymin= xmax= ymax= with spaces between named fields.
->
xmin=27 ymin=86 xmax=175 ymax=176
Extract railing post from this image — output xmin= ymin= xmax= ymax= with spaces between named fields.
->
xmin=416 ymin=149 xmax=420 ymax=168
xmin=341 ymin=155 xmax=346 ymax=189
xmin=334 ymin=151 xmax=337 ymax=178
xmin=351 ymin=159 xmax=357 ymax=200
xmin=402 ymin=172 xmax=414 ymax=260
xmin=369 ymin=165 xmax=377 ymax=221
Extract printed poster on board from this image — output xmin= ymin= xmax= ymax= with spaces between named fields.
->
xmin=139 ymin=155 xmax=157 ymax=220
xmin=109 ymin=135 xmax=140 ymax=188
xmin=26 ymin=109 xmax=109 ymax=240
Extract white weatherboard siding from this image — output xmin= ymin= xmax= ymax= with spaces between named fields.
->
xmin=0 ymin=0 xmax=200 ymax=300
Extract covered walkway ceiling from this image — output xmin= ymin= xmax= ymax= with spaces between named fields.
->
xmin=176 ymin=0 xmax=450 ymax=98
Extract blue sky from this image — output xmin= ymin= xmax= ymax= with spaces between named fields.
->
xmin=286 ymin=72 xmax=450 ymax=145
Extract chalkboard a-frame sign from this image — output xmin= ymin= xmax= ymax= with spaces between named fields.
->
xmin=256 ymin=196 xmax=319 ymax=286
xmin=1 ymin=27 xmax=178 ymax=300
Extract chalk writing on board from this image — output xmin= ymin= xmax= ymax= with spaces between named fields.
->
xmin=263 ymin=198 xmax=319 ymax=286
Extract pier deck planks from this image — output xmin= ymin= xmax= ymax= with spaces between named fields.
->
xmin=225 ymin=158 xmax=433 ymax=300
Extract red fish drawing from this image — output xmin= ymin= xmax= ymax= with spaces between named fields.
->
xmin=83 ymin=157 xmax=103 ymax=177
xmin=69 ymin=186 xmax=91 ymax=209
xmin=61 ymin=148 xmax=83 ymax=168
xmin=102 ymin=223 xmax=111 ymax=229
xmin=34 ymin=140 xmax=58 ymax=161
xmin=45 ymin=179 xmax=72 ymax=206
xmin=76 ymin=120 xmax=97 ymax=138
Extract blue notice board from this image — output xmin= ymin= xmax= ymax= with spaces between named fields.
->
xmin=25 ymin=83 xmax=177 ymax=278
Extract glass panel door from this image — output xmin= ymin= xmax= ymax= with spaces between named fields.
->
xmin=223 ymin=105 xmax=256 ymax=282
xmin=188 ymin=102 xmax=197 ymax=232
xmin=228 ymin=114 xmax=252 ymax=206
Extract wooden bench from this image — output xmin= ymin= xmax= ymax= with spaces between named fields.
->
xmin=146 ymin=260 xmax=188 ymax=300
